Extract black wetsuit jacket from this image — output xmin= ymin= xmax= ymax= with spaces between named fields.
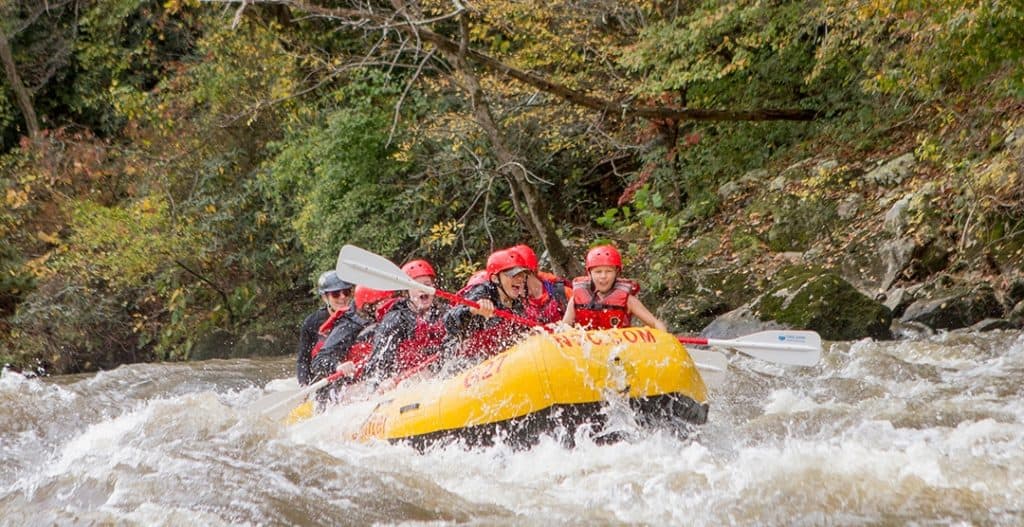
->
xmin=362 ymin=298 xmax=448 ymax=383
xmin=309 ymin=309 xmax=373 ymax=382
xmin=295 ymin=306 xmax=329 ymax=385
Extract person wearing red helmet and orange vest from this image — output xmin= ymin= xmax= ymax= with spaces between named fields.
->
xmin=562 ymin=245 xmax=667 ymax=331
xmin=508 ymin=244 xmax=571 ymax=324
xmin=362 ymin=259 xmax=449 ymax=384
xmin=443 ymin=248 xmax=532 ymax=363
xmin=296 ymin=271 xmax=353 ymax=386
xmin=309 ymin=284 xmax=395 ymax=386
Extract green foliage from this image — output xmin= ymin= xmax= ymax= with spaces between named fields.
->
xmin=258 ymin=101 xmax=412 ymax=269
xmin=4 ymin=0 xmax=1024 ymax=373
xmin=620 ymin=0 xmax=817 ymax=104
xmin=856 ymin=1 xmax=1024 ymax=98
xmin=0 ymin=239 xmax=34 ymax=318
xmin=56 ymin=198 xmax=199 ymax=288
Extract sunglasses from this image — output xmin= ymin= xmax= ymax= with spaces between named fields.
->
xmin=326 ymin=289 xmax=352 ymax=298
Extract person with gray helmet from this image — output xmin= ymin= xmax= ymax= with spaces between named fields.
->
xmin=296 ymin=270 xmax=354 ymax=385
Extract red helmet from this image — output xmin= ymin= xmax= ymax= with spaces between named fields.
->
xmin=355 ymin=286 xmax=393 ymax=311
xmin=486 ymin=249 xmax=529 ymax=277
xmin=465 ymin=270 xmax=489 ymax=288
xmin=401 ymin=259 xmax=436 ymax=279
xmin=585 ymin=245 xmax=622 ymax=271
xmin=510 ymin=244 xmax=538 ymax=272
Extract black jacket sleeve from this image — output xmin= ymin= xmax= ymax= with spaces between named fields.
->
xmin=295 ymin=308 xmax=327 ymax=385
xmin=443 ymin=283 xmax=494 ymax=337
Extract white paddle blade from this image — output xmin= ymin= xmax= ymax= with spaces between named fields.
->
xmin=716 ymin=330 xmax=822 ymax=366
xmin=688 ymin=349 xmax=728 ymax=373
xmin=336 ymin=245 xmax=435 ymax=293
xmin=253 ymin=388 xmax=310 ymax=420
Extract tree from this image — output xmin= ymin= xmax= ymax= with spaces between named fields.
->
xmin=0 ymin=24 xmax=38 ymax=137
xmin=203 ymin=0 xmax=817 ymax=276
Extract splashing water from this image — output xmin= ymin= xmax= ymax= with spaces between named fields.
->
xmin=2 ymin=330 xmax=1023 ymax=526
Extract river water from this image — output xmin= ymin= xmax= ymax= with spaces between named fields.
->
xmin=2 ymin=329 xmax=1022 ymax=526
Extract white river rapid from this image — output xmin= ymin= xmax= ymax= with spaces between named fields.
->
xmin=1 ymin=329 xmax=1022 ymax=526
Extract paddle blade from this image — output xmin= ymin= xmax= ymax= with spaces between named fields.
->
xmin=252 ymin=386 xmax=313 ymax=421
xmin=722 ymin=330 xmax=822 ymax=366
xmin=688 ymin=349 xmax=728 ymax=373
xmin=336 ymin=245 xmax=434 ymax=293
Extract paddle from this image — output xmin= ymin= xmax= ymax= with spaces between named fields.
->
xmin=336 ymin=244 xmax=540 ymax=328
xmin=677 ymin=330 xmax=822 ymax=367
xmin=253 ymin=367 xmax=350 ymax=420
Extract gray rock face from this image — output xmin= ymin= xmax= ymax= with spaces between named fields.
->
xmin=900 ymin=285 xmax=1004 ymax=330
xmin=883 ymin=196 xmax=911 ymax=235
xmin=700 ymin=307 xmax=785 ymax=339
xmin=881 ymin=287 xmax=916 ymax=317
xmin=702 ymin=265 xmax=894 ymax=341
xmin=837 ymin=194 xmax=864 ymax=220
xmin=866 ymin=153 xmax=916 ymax=187
xmin=880 ymin=237 xmax=917 ymax=290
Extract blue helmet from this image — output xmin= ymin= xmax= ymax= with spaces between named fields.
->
xmin=316 ymin=270 xmax=353 ymax=294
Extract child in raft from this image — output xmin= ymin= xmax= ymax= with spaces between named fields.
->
xmin=561 ymin=244 xmax=667 ymax=331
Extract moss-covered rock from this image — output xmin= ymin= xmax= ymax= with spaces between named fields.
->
xmin=752 ymin=265 xmax=893 ymax=340
xmin=659 ymin=266 xmax=759 ymax=333
xmin=900 ymin=282 xmax=1004 ymax=330
xmin=763 ymin=195 xmax=840 ymax=252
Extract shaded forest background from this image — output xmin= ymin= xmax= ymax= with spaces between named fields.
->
xmin=1 ymin=0 xmax=1022 ymax=374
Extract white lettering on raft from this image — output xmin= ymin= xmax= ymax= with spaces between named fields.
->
xmin=550 ymin=329 xmax=656 ymax=349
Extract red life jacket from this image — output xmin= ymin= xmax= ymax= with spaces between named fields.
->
xmin=310 ymin=306 xmax=350 ymax=359
xmin=456 ymin=318 xmax=523 ymax=360
xmin=524 ymin=287 xmax=564 ymax=324
xmin=344 ymin=340 xmax=373 ymax=378
xmin=571 ymin=277 xmax=639 ymax=329
xmin=345 ymin=300 xmax=398 ymax=378
xmin=395 ymin=316 xmax=446 ymax=374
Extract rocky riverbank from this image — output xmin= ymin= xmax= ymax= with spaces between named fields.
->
xmin=658 ymin=121 xmax=1024 ymax=341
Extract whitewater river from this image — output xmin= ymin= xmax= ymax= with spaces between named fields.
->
xmin=2 ymin=328 xmax=1022 ymax=526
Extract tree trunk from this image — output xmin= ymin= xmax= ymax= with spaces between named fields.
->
xmin=434 ymin=12 xmax=582 ymax=277
xmin=0 ymin=25 xmax=40 ymax=138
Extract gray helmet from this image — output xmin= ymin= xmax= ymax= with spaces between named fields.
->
xmin=316 ymin=270 xmax=353 ymax=294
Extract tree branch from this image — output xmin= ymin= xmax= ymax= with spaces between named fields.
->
xmin=279 ymin=0 xmax=820 ymax=123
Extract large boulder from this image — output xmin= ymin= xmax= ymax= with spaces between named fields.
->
xmin=756 ymin=265 xmax=893 ymax=340
xmin=866 ymin=153 xmax=916 ymax=187
xmin=701 ymin=306 xmax=785 ymax=339
xmin=703 ymin=265 xmax=893 ymax=341
xmin=900 ymin=282 xmax=1004 ymax=330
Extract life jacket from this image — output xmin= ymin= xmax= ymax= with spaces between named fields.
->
xmin=447 ymin=282 xmax=528 ymax=360
xmin=344 ymin=298 xmax=399 ymax=380
xmin=343 ymin=327 xmax=376 ymax=380
xmin=524 ymin=286 xmax=563 ymax=325
xmin=538 ymin=271 xmax=571 ymax=304
xmin=456 ymin=319 xmax=523 ymax=359
xmin=375 ymin=297 xmax=399 ymax=320
xmin=571 ymin=277 xmax=639 ymax=329
xmin=310 ymin=306 xmax=349 ymax=359
xmin=395 ymin=315 xmax=447 ymax=374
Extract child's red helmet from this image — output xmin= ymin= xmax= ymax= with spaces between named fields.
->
xmin=585 ymin=245 xmax=622 ymax=271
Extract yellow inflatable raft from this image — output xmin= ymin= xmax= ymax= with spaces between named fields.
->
xmin=301 ymin=327 xmax=708 ymax=449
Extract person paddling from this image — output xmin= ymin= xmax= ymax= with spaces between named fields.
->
xmin=562 ymin=245 xmax=667 ymax=331
xmin=296 ymin=271 xmax=353 ymax=386
xmin=509 ymin=244 xmax=570 ymax=324
xmin=363 ymin=259 xmax=449 ymax=385
xmin=443 ymin=248 xmax=532 ymax=364
xmin=309 ymin=285 xmax=395 ymax=399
